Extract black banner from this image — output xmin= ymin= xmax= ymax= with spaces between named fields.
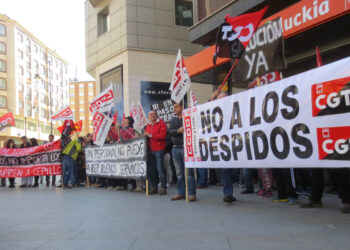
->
xmin=151 ymin=99 xmax=176 ymax=124
xmin=233 ymin=18 xmax=287 ymax=83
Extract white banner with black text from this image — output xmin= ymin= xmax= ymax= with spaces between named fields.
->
xmin=183 ymin=57 xmax=350 ymax=168
xmin=85 ymin=136 xmax=147 ymax=178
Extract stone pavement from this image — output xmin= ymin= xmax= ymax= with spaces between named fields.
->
xmin=0 ymin=184 xmax=349 ymax=250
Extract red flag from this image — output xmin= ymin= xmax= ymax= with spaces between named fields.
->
xmin=213 ymin=6 xmax=268 ymax=65
xmin=0 ymin=112 xmax=16 ymax=131
xmin=316 ymin=46 xmax=323 ymax=67
xmin=57 ymin=120 xmax=82 ymax=134
xmin=122 ymin=113 xmax=126 ymax=124
xmin=112 ymin=111 xmax=118 ymax=126
xmin=247 ymin=71 xmax=281 ymax=89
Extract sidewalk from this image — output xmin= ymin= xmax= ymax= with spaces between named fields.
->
xmin=0 ymin=184 xmax=349 ymax=250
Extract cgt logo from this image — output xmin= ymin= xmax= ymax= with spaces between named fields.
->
xmin=311 ymin=76 xmax=350 ymax=117
xmin=317 ymin=126 xmax=350 ymax=160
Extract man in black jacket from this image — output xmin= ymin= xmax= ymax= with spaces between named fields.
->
xmin=169 ymin=102 xmax=196 ymax=202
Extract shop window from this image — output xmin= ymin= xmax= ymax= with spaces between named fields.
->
xmin=175 ymin=0 xmax=193 ymax=27
xmin=0 ymin=42 xmax=6 ymax=54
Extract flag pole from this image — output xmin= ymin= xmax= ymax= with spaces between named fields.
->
xmin=218 ymin=59 xmax=239 ymax=91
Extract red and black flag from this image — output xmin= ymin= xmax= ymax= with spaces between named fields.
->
xmin=213 ymin=6 xmax=268 ymax=65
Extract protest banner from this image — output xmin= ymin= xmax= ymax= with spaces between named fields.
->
xmin=0 ymin=112 xmax=16 ymax=131
xmin=51 ymin=106 xmax=73 ymax=121
xmin=189 ymin=91 xmax=198 ymax=108
xmin=183 ymin=57 xmax=350 ymax=168
xmin=233 ymin=18 xmax=286 ymax=83
xmin=0 ymin=140 xmax=62 ymax=178
xmin=151 ymin=99 xmax=176 ymax=124
xmin=169 ymin=49 xmax=191 ymax=103
xmin=130 ymin=101 xmax=148 ymax=132
xmin=92 ymin=111 xmax=113 ymax=147
xmin=89 ymin=84 xmax=114 ymax=114
xmin=85 ymin=136 xmax=147 ymax=179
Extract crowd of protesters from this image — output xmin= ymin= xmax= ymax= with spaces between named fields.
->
xmin=1 ymin=93 xmax=349 ymax=214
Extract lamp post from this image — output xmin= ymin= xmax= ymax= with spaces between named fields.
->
xmin=34 ymin=59 xmax=52 ymax=135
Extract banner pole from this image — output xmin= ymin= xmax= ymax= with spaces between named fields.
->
xmin=86 ymin=176 xmax=90 ymax=188
xmin=146 ymin=179 xmax=149 ymax=196
xmin=185 ymin=168 xmax=189 ymax=203
xmin=218 ymin=59 xmax=239 ymax=91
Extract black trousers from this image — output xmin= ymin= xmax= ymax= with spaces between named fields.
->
xmin=310 ymin=168 xmax=324 ymax=203
xmin=272 ymin=168 xmax=297 ymax=199
xmin=328 ymin=168 xmax=350 ymax=204
xmin=8 ymin=178 xmax=15 ymax=186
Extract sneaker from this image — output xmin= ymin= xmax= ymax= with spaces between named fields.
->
xmin=134 ymin=187 xmax=142 ymax=192
xmin=261 ymin=191 xmax=273 ymax=199
xmin=340 ymin=204 xmax=350 ymax=214
xmin=241 ymin=189 xmax=254 ymax=194
xmin=272 ymin=197 xmax=288 ymax=202
xmin=223 ymin=195 xmax=236 ymax=203
xmin=159 ymin=187 xmax=167 ymax=195
xmin=296 ymin=187 xmax=305 ymax=195
xmin=304 ymin=186 xmax=312 ymax=197
xmin=107 ymin=186 xmax=114 ymax=190
xmin=288 ymin=197 xmax=299 ymax=205
xmin=300 ymin=200 xmax=322 ymax=208
xmin=256 ymin=189 xmax=264 ymax=196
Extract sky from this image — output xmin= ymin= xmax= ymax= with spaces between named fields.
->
xmin=0 ymin=0 xmax=94 ymax=81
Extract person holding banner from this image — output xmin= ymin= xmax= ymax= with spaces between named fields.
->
xmin=19 ymin=136 xmax=33 ymax=188
xmin=209 ymin=90 xmax=237 ymax=203
xmin=30 ymin=138 xmax=40 ymax=187
xmin=45 ymin=134 xmax=56 ymax=187
xmin=4 ymin=139 xmax=16 ymax=188
xmin=144 ymin=111 xmax=167 ymax=195
xmin=169 ymin=103 xmax=196 ymax=202
xmin=60 ymin=135 xmax=83 ymax=189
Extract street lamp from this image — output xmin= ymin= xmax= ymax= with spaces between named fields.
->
xmin=34 ymin=60 xmax=52 ymax=135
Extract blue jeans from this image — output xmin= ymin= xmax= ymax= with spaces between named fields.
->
xmin=243 ymin=168 xmax=254 ymax=191
xmin=62 ymin=155 xmax=76 ymax=186
xmin=172 ymin=147 xmax=196 ymax=196
xmin=221 ymin=168 xmax=234 ymax=196
xmin=149 ymin=150 xmax=166 ymax=189
xmin=197 ymin=168 xmax=207 ymax=186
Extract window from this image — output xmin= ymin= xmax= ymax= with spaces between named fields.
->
xmin=26 ymin=55 xmax=31 ymax=69
xmin=175 ymin=0 xmax=193 ymax=27
xmin=89 ymin=91 xmax=93 ymax=96
xmin=18 ymin=65 xmax=24 ymax=75
xmin=79 ymin=84 xmax=84 ymax=88
xmin=28 ymin=122 xmax=37 ymax=132
xmin=0 ymin=78 xmax=6 ymax=90
xmin=15 ymin=119 xmax=24 ymax=129
xmin=34 ymin=60 xmax=39 ymax=71
xmin=40 ymin=64 xmax=45 ymax=74
xmin=0 ymin=24 xmax=5 ymax=36
xmin=17 ymin=32 xmax=23 ymax=42
xmin=88 ymin=83 xmax=94 ymax=88
xmin=79 ymin=100 xmax=84 ymax=104
xmin=0 ymin=60 xmax=6 ymax=72
xmin=70 ymin=101 xmax=75 ymax=105
xmin=70 ymin=93 xmax=75 ymax=97
xmin=97 ymin=7 xmax=110 ymax=36
xmin=0 ymin=42 xmax=6 ymax=54
xmin=70 ymin=85 xmax=75 ymax=89
xmin=19 ymin=101 xmax=24 ymax=109
xmin=26 ymin=38 xmax=31 ymax=53
xmin=26 ymin=71 xmax=31 ymax=80
xmin=33 ymin=44 xmax=38 ymax=53
xmin=80 ymin=108 xmax=84 ymax=112
xmin=79 ymin=92 xmax=84 ymax=96
xmin=0 ymin=96 xmax=7 ymax=108
xmin=18 ymin=49 xmax=23 ymax=59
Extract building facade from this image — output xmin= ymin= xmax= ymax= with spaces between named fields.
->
xmin=85 ymin=0 xmax=212 ymax=119
xmin=69 ymin=80 xmax=97 ymax=135
xmin=185 ymin=0 xmax=350 ymax=91
xmin=0 ymin=14 xmax=70 ymax=144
